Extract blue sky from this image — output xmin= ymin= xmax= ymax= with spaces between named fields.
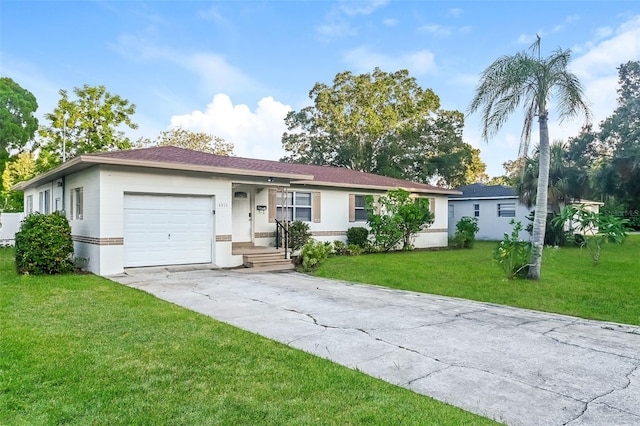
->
xmin=2 ymin=0 xmax=639 ymax=179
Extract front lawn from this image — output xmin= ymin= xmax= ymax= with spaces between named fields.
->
xmin=314 ymin=235 xmax=640 ymax=326
xmin=0 ymin=248 xmax=494 ymax=425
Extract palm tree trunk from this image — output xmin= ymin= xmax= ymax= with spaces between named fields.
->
xmin=528 ymin=112 xmax=550 ymax=279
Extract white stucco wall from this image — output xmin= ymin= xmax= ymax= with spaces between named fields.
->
xmin=252 ymin=188 xmax=450 ymax=249
xmin=97 ymin=166 xmax=233 ymax=275
xmin=448 ymin=198 xmax=532 ymax=241
xmin=22 ymin=164 xmax=454 ymax=275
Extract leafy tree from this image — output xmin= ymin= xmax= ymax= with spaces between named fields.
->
xmin=463 ymin=147 xmax=489 ymax=185
xmin=365 ymin=189 xmax=433 ymax=251
xmin=0 ymin=78 xmax=38 ymax=207
xmin=281 ymin=68 xmax=477 ymax=184
xmin=553 ymin=205 xmax=628 ymax=265
xmin=469 ymin=37 xmax=590 ymax=280
xmin=136 ymin=127 xmax=234 ymax=155
xmin=515 ymin=140 xmax=590 ymax=214
xmin=589 ymin=61 xmax=640 ymax=225
xmin=1 ymin=151 xmax=36 ymax=212
xmin=0 ymin=77 xmax=38 ymax=156
xmin=37 ymin=85 xmax=137 ymax=171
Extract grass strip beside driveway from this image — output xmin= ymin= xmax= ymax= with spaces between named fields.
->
xmin=314 ymin=236 xmax=640 ymax=326
xmin=0 ymin=248 xmax=495 ymax=425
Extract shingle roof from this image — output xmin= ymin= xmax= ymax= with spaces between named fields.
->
xmin=449 ymin=183 xmax=517 ymax=199
xmin=72 ymin=146 xmax=458 ymax=194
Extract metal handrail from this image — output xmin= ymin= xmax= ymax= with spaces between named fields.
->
xmin=274 ymin=218 xmax=289 ymax=259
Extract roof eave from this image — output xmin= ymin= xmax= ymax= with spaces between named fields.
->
xmin=13 ymin=155 xmax=314 ymax=190
xmin=292 ymin=179 xmax=461 ymax=195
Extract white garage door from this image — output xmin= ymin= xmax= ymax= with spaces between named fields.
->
xmin=124 ymin=194 xmax=214 ymax=267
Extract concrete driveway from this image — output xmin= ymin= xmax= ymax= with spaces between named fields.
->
xmin=109 ymin=267 xmax=640 ymax=426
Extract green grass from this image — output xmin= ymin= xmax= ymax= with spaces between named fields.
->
xmin=0 ymin=248 xmax=495 ymax=425
xmin=315 ymin=235 xmax=640 ymax=326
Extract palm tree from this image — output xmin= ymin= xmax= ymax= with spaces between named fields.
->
xmin=469 ymin=37 xmax=591 ymax=279
xmin=516 ymin=141 xmax=591 ymax=214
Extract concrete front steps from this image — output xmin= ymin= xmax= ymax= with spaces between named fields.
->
xmin=232 ymin=243 xmax=294 ymax=272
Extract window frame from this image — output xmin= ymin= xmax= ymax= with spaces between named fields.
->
xmin=39 ymin=190 xmax=50 ymax=214
xmin=70 ymin=187 xmax=84 ymax=220
xmin=474 ymin=203 xmax=480 ymax=217
xmin=276 ymin=191 xmax=312 ymax=222
xmin=26 ymin=195 xmax=34 ymax=214
xmin=497 ymin=202 xmax=516 ymax=218
xmin=354 ymin=195 xmax=367 ymax=222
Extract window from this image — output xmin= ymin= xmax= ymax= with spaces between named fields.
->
xmin=349 ymin=194 xmax=368 ymax=222
xmin=498 ymin=202 xmax=516 ymax=217
xmin=277 ymin=191 xmax=312 ymax=222
xmin=26 ymin=195 xmax=33 ymax=214
xmin=70 ymin=187 xmax=83 ymax=220
xmin=474 ymin=204 xmax=480 ymax=217
xmin=39 ymin=190 xmax=50 ymax=214
xmin=448 ymin=204 xmax=454 ymax=219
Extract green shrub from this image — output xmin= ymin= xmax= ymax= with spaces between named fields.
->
xmin=15 ymin=212 xmax=75 ymax=275
xmin=299 ymin=239 xmax=332 ymax=272
xmin=346 ymin=244 xmax=363 ymax=256
xmin=553 ymin=205 xmax=629 ymax=265
xmin=526 ymin=211 xmax=571 ymax=246
xmin=332 ymin=240 xmax=363 ymax=256
xmin=287 ymin=220 xmax=312 ymax=251
xmin=451 ymin=216 xmax=479 ymax=249
xmin=346 ymin=227 xmax=369 ymax=248
xmin=332 ymin=240 xmax=348 ymax=255
xmin=493 ymin=220 xmax=531 ymax=279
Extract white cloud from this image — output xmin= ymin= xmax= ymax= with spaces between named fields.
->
xmin=316 ymin=21 xmax=357 ymax=38
xmin=169 ymin=94 xmax=292 ymax=160
xmin=566 ymin=14 xmax=640 ymax=133
xmin=343 ymin=47 xmax=436 ymax=75
xmin=339 ymin=0 xmax=389 ymax=16
xmin=186 ymin=52 xmax=257 ymax=94
xmin=316 ymin=0 xmax=389 ymax=40
xmin=418 ymin=24 xmax=453 ymax=37
xmin=449 ymin=8 xmax=463 ymax=18
xmin=383 ymin=18 xmax=399 ymax=27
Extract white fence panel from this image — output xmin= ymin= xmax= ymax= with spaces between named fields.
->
xmin=0 ymin=213 xmax=25 ymax=247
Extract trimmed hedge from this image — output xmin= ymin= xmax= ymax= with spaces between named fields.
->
xmin=15 ymin=212 xmax=75 ymax=275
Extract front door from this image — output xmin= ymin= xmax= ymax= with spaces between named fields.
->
xmin=232 ymin=189 xmax=252 ymax=242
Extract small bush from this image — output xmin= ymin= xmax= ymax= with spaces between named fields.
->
xmin=299 ymin=239 xmax=332 ymax=272
xmin=333 ymin=240 xmax=349 ymax=255
xmin=287 ymin=220 xmax=312 ymax=251
xmin=493 ymin=220 xmax=531 ymax=279
xmin=332 ymin=240 xmax=363 ymax=256
xmin=15 ymin=212 xmax=75 ymax=275
xmin=346 ymin=244 xmax=362 ymax=256
xmin=451 ymin=216 xmax=479 ymax=249
xmin=346 ymin=227 xmax=369 ymax=248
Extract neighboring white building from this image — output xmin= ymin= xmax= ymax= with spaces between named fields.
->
xmin=448 ymin=184 xmax=532 ymax=241
xmin=14 ymin=146 xmax=459 ymax=276
xmin=448 ymin=183 xmax=604 ymax=241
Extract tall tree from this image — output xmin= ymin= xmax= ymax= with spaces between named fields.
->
xmin=592 ymin=61 xmax=640 ymax=224
xmin=37 ymin=85 xmax=137 ymax=171
xmin=0 ymin=78 xmax=38 ymax=155
xmin=281 ymin=68 xmax=474 ymax=184
xmin=136 ymin=128 xmax=234 ymax=155
xmin=469 ymin=38 xmax=590 ymax=279
xmin=1 ymin=151 xmax=36 ymax=211
xmin=515 ymin=141 xmax=590 ymax=214
xmin=0 ymin=78 xmax=38 ymax=211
